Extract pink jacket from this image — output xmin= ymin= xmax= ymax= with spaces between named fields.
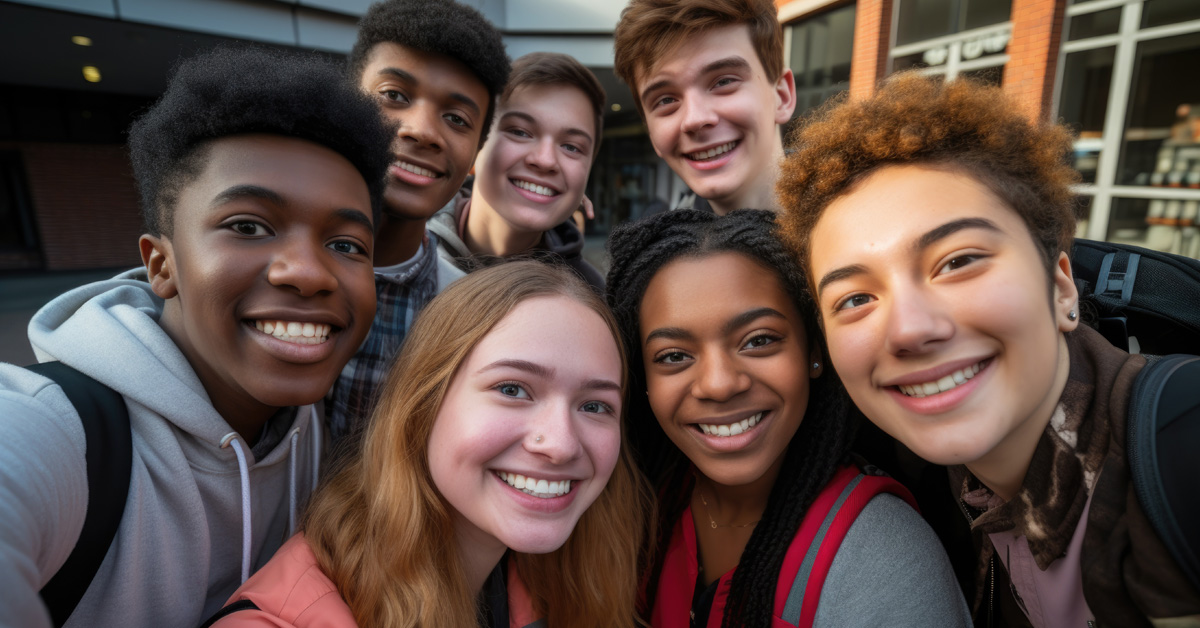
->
xmin=210 ymin=534 xmax=542 ymax=628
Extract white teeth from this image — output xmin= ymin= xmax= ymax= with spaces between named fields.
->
xmin=687 ymin=141 xmax=736 ymax=161
xmin=697 ymin=412 xmax=763 ymax=438
xmin=498 ymin=471 xmax=571 ymax=498
xmin=396 ymin=161 xmax=439 ymax=178
xmin=512 ymin=179 xmax=559 ymax=197
xmin=253 ymin=320 xmax=332 ymax=345
xmin=898 ymin=362 xmax=985 ymax=398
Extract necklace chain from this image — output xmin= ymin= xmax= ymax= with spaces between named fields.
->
xmin=697 ymin=485 xmax=760 ymax=529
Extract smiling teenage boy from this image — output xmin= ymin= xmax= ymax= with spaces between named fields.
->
xmin=328 ymin=0 xmax=511 ymax=447
xmin=613 ymin=0 xmax=796 ymax=216
xmin=427 ymin=52 xmax=607 ymax=291
xmin=0 ymin=47 xmax=391 ymax=628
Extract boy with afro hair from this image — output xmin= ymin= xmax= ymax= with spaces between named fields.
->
xmin=328 ymin=0 xmax=511 ymax=449
xmin=0 ymin=46 xmax=391 ymax=628
xmin=613 ymin=0 xmax=796 ymax=216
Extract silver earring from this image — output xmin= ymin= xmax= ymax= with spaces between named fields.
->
xmin=535 ymin=434 xmax=543 ymax=443
xmin=812 ymin=362 xmax=821 ymax=370
xmin=1068 ymin=310 xmax=1077 ymax=321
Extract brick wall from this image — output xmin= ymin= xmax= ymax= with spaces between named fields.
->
xmin=849 ymin=0 xmax=892 ymax=100
xmin=1003 ymin=0 xmax=1067 ymax=121
xmin=5 ymin=142 xmax=143 ymax=271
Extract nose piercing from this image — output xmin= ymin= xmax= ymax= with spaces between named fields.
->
xmin=535 ymin=434 xmax=543 ymax=443
xmin=1068 ymin=310 xmax=1077 ymax=321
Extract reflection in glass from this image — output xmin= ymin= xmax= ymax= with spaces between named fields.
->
xmin=1116 ymin=32 xmax=1200 ymax=187
xmin=1106 ymin=197 xmax=1200 ymax=259
xmin=789 ymin=4 xmax=856 ymax=118
xmin=1068 ymin=7 xmax=1121 ymax=41
xmin=896 ymin=0 xmax=1011 ymax=47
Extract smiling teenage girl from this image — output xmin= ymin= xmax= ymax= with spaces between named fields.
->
xmin=210 ymin=261 xmax=649 ymax=627
xmin=606 ymin=210 xmax=968 ymax=627
xmin=776 ymin=73 xmax=1200 ymax=627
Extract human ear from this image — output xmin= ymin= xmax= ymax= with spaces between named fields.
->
xmin=139 ymin=234 xmax=178 ymax=300
xmin=773 ymin=68 xmax=797 ymax=125
xmin=1051 ymin=251 xmax=1080 ymax=332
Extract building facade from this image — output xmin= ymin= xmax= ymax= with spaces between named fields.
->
xmin=776 ymin=0 xmax=1200 ymax=259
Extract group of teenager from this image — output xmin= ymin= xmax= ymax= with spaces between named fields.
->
xmin=1 ymin=0 xmax=1197 ymax=626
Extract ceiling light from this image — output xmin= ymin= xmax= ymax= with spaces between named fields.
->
xmin=72 ymin=35 xmax=92 ymax=46
xmin=82 ymin=66 xmax=101 ymax=83
xmin=611 ymin=103 xmax=622 ymax=112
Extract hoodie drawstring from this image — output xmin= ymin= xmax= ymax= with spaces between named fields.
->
xmin=223 ymin=406 xmax=324 ymax=584
xmin=220 ymin=432 xmax=253 ymax=584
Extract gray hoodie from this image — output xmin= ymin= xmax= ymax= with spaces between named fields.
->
xmin=0 ymin=270 xmax=321 ymax=628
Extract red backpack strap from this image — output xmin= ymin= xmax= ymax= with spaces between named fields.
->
xmin=772 ymin=465 xmax=916 ymax=628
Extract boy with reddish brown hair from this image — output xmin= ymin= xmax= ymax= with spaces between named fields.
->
xmin=613 ymin=0 xmax=796 ymax=216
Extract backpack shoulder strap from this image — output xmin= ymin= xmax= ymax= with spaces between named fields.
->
xmin=197 ymin=599 xmax=262 ymax=628
xmin=27 ymin=361 xmax=132 ymax=628
xmin=775 ymin=465 xmax=917 ymax=628
xmin=1127 ymin=353 xmax=1200 ymax=591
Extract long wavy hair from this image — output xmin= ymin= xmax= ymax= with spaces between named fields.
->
xmin=606 ymin=210 xmax=855 ymax=628
xmin=305 ymin=260 xmax=651 ymax=627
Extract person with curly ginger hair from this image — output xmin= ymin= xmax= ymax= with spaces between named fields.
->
xmin=612 ymin=0 xmax=796 ymax=216
xmin=327 ymin=0 xmax=512 ymax=453
xmin=776 ymin=72 xmax=1200 ymax=627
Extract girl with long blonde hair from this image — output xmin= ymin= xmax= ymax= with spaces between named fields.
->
xmin=209 ymin=261 xmax=650 ymax=627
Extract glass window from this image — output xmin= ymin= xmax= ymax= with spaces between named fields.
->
xmin=896 ymin=0 xmax=1011 ymax=46
xmin=1074 ymin=195 xmax=1094 ymax=239
xmin=1068 ymin=7 xmax=1121 ymax=41
xmin=788 ymin=4 xmax=856 ymax=118
xmin=959 ymin=64 xmax=1005 ymax=85
xmin=1106 ymin=196 xmax=1200 ymax=258
xmin=1116 ymin=32 xmax=1200 ymax=186
xmin=1141 ymin=0 xmax=1200 ymax=30
xmin=1059 ymin=47 xmax=1115 ymax=184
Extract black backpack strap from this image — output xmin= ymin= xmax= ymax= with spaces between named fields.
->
xmin=197 ymin=599 xmax=261 ymax=628
xmin=26 ymin=361 xmax=132 ymax=628
xmin=1127 ymin=354 xmax=1200 ymax=591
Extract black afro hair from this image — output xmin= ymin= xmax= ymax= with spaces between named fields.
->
xmin=129 ymin=45 xmax=395 ymax=236
xmin=349 ymin=0 xmax=511 ymax=144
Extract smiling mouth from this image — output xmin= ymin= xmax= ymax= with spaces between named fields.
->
xmin=497 ymin=471 xmax=573 ymax=498
xmin=896 ymin=360 xmax=989 ymax=398
xmin=511 ymin=179 xmax=560 ymax=197
xmin=252 ymin=320 xmax=333 ymax=345
xmin=695 ymin=411 xmax=764 ymax=437
xmin=394 ymin=160 xmax=443 ymax=178
xmin=685 ymin=141 xmax=737 ymax=161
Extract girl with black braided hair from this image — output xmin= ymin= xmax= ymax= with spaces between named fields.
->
xmin=606 ymin=209 xmax=969 ymax=628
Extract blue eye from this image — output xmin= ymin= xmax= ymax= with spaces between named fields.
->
xmin=580 ymin=400 xmax=613 ymax=414
xmin=496 ymin=382 xmax=530 ymax=399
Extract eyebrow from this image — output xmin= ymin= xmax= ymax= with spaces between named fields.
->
xmin=334 ymin=207 xmax=374 ymax=232
xmin=815 ymin=217 xmax=1004 ymax=298
xmin=377 ymin=67 xmax=481 ymax=115
xmin=478 ymin=359 xmax=554 ymax=379
xmin=502 ymin=111 xmax=593 ymax=145
xmin=638 ymin=56 xmax=752 ymax=106
xmin=211 ymin=184 xmax=284 ymax=208
xmin=644 ymin=307 xmax=787 ymax=344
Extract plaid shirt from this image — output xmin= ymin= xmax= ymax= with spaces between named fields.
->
xmin=326 ymin=234 xmax=441 ymax=450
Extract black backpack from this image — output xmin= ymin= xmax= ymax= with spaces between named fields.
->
xmin=1071 ymin=238 xmax=1200 ymax=590
xmin=25 ymin=361 xmax=132 ymax=628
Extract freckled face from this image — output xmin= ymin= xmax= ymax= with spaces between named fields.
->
xmin=359 ymin=43 xmax=490 ymax=221
xmin=428 ymin=296 xmax=624 ymax=554
xmin=148 ymin=134 xmax=377 ymax=422
xmin=639 ymin=252 xmax=815 ymax=487
xmin=636 ymin=25 xmax=795 ymax=212
xmin=809 ymin=164 xmax=1079 ymax=469
xmin=474 ymin=83 xmax=596 ymax=235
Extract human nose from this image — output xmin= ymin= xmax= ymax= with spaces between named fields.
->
xmin=525 ymin=137 xmax=558 ymax=172
xmin=882 ymin=284 xmax=954 ymax=355
xmin=266 ymin=236 xmax=339 ymax=297
xmin=399 ymin=101 xmax=442 ymax=149
xmin=690 ymin=351 xmax=752 ymax=402
xmin=680 ymin=93 xmax=718 ymax=134
xmin=524 ymin=401 xmax=584 ymax=465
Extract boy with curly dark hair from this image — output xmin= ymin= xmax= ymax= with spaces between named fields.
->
xmin=328 ymin=0 xmax=511 ymax=448
xmin=0 ymin=46 xmax=391 ymax=628
xmin=613 ymin=0 xmax=796 ymax=216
